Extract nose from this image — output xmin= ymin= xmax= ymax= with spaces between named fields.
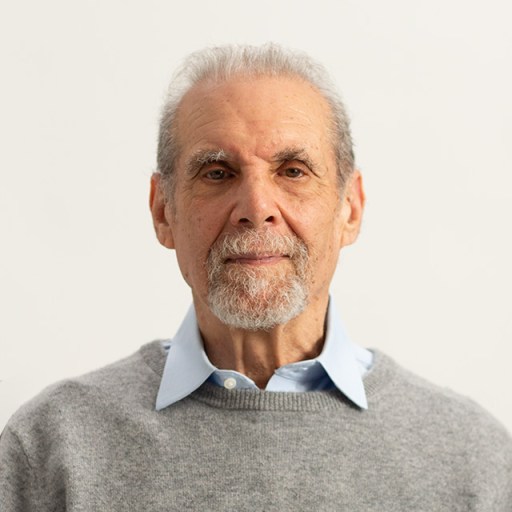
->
xmin=229 ymin=175 xmax=282 ymax=229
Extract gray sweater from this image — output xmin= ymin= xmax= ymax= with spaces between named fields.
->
xmin=1 ymin=340 xmax=511 ymax=511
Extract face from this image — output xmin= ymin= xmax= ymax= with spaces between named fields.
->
xmin=150 ymin=75 xmax=364 ymax=329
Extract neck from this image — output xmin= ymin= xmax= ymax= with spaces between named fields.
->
xmin=193 ymin=293 xmax=329 ymax=388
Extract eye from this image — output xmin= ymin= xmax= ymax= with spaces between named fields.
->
xmin=283 ymin=167 xmax=305 ymax=178
xmin=204 ymin=168 xmax=230 ymax=181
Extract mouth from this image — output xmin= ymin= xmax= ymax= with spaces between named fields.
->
xmin=224 ymin=254 xmax=290 ymax=266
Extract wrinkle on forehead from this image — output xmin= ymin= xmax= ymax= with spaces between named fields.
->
xmin=177 ymin=75 xmax=332 ymax=133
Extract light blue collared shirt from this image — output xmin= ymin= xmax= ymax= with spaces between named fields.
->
xmin=156 ymin=299 xmax=373 ymax=410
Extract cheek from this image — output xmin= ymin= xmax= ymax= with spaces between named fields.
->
xmin=295 ymin=205 xmax=344 ymax=281
xmin=291 ymin=200 xmax=343 ymax=248
xmin=173 ymin=207 xmax=226 ymax=283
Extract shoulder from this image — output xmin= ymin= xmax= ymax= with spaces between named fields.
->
xmin=372 ymin=349 xmax=510 ymax=433
xmin=370 ymin=350 xmax=512 ymax=485
xmin=2 ymin=340 xmax=164 ymax=444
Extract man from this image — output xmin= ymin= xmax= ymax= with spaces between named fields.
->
xmin=1 ymin=44 xmax=511 ymax=511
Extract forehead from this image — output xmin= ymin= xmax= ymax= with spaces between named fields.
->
xmin=175 ymin=75 xmax=334 ymax=162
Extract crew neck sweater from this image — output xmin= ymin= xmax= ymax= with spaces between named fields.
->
xmin=1 ymin=340 xmax=511 ymax=511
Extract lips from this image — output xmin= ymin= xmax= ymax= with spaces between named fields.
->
xmin=225 ymin=254 xmax=290 ymax=265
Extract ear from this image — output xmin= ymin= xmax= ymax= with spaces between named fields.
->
xmin=339 ymin=170 xmax=365 ymax=248
xmin=149 ymin=173 xmax=175 ymax=249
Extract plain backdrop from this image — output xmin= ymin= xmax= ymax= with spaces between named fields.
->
xmin=1 ymin=0 xmax=511 ymax=433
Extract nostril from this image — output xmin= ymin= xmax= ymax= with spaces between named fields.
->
xmin=235 ymin=215 xmax=275 ymax=226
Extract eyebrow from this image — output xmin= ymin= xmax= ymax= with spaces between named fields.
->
xmin=184 ymin=146 xmax=320 ymax=177
xmin=272 ymin=147 xmax=319 ymax=173
xmin=185 ymin=148 xmax=229 ymax=177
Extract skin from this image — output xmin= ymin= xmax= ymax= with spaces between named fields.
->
xmin=150 ymin=75 xmax=365 ymax=388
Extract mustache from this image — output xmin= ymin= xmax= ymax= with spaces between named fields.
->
xmin=207 ymin=230 xmax=308 ymax=265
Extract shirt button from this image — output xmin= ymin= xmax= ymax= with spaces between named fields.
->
xmin=224 ymin=377 xmax=237 ymax=390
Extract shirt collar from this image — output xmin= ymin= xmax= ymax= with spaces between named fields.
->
xmin=317 ymin=301 xmax=371 ymax=409
xmin=155 ymin=306 xmax=216 ymax=410
xmin=155 ymin=299 xmax=370 ymax=411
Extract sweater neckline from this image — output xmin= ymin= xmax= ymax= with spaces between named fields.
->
xmin=139 ymin=339 xmax=397 ymax=412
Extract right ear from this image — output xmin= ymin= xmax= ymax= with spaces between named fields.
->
xmin=149 ymin=173 xmax=175 ymax=249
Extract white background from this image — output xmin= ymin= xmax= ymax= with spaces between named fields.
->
xmin=1 ymin=0 xmax=511 ymax=432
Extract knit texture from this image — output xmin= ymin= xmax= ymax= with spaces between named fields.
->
xmin=1 ymin=341 xmax=511 ymax=511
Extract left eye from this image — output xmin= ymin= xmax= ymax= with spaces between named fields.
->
xmin=205 ymin=169 xmax=228 ymax=180
xmin=284 ymin=168 xmax=304 ymax=178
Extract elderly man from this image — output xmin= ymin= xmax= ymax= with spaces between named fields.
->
xmin=1 ymin=44 xmax=511 ymax=511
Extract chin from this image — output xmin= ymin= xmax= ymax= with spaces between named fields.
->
xmin=208 ymin=278 xmax=308 ymax=331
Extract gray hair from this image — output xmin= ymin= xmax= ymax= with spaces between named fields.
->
xmin=156 ymin=43 xmax=355 ymax=198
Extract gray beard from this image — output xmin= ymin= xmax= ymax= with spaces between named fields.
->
xmin=206 ymin=230 xmax=309 ymax=331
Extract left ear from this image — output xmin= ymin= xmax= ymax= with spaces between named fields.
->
xmin=339 ymin=170 xmax=365 ymax=248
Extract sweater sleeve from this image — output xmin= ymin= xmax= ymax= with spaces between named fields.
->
xmin=0 ymin=425 xmax=34 ymax=511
